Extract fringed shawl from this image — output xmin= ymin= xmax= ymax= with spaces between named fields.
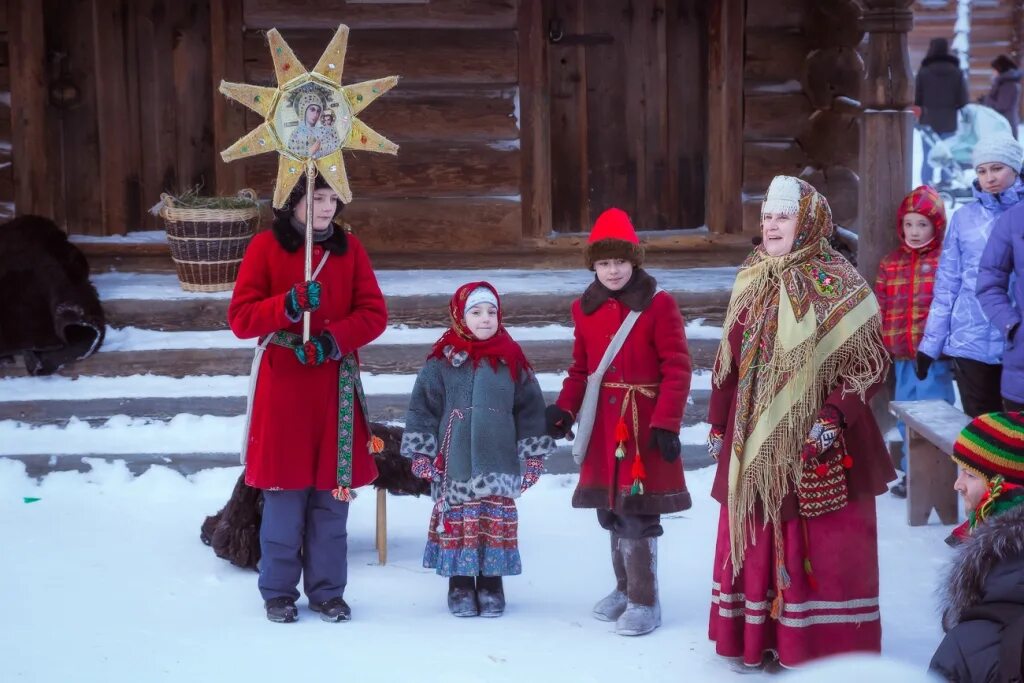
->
xmin=714 ymin=178 xmax=889 ymax=574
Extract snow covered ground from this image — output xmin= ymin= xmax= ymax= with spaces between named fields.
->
xmin=0 ymin=460 xmax=950 ymax=682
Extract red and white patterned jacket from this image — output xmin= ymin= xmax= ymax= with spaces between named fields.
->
xmin=874 ymin=185 xmax=947 ymax=360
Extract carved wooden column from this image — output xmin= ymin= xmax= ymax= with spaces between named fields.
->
xmin=9 ymin=0 xmax=52 ymax=219
xmin=857 ymin=0 xmax=914 ymax=288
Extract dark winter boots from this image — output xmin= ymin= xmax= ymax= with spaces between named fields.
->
xmin=448 ymin=576 xmax=478 ymax=617
xmin=310 ymin=596 xmax=351 ymax=622
xmin=616 ymin=537 xmax=661 ymax=636
xmin=593 ymin=531 xmax=628 ymax=621
xmin=265 ymin=597 xmax=298 ymax=623
xmin=476 ymin=575 xmax=505 ymax=617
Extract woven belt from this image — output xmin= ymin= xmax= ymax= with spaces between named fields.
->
xmin=601 ymin=382 xmax=658 ymax=496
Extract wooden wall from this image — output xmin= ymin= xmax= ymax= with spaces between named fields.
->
xmin=0 ymin=1 xmax=11 ymax=220
xmin=742 ymin=0 xmax=863 ymax=233
xmin=213 ymin=0 xmax=523 ymax=252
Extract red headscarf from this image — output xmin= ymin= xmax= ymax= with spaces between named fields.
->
xmin=428 ymin=281 xmax=531 ymax=380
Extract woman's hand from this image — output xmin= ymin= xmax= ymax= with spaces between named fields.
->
xmin=801 ymin=405 xmax=844 ymax=462
xmin=707 ymin=426 xmax=725 ymax=462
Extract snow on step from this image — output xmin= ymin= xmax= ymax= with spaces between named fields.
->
xmin=100 ymin=320 xmax=723 ymax=352
xmin=0 ymin=370 xmax=714 ymax=402
xmin=93 ymin=267 xmax=739 ymax=301
xmin=0 ymin=415 xmax=715 ymax=456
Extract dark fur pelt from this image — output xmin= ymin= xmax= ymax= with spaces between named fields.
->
xmin=201 ymin=422 xmax=428 ymax=570
xmin=0 ymin=215 xmax=105 ymax=375
xmin=940 ymin=503 xmax=1024 ymax=631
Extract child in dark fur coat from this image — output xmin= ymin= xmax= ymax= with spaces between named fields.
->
xmin=402 ymin=282 xmax=555 ymax=617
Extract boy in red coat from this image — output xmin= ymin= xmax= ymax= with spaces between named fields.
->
xmin=874 ymin=185 xmax=956 ymax=497
xmin=546 ymin=208 xmax=692 ymax=636
xmin=228 ymin=175 xmax=387 ymax=624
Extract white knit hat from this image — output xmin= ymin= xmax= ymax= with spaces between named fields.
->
xmin=761 ymin=175 xmax=803 ymax=217
xmin=972 ymin=134 xmax=1024 ymax=170
xmin=463 ymin=286 xmax=498 ymax=316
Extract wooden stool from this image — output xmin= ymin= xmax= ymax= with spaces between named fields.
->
xmin=889 ymin=400 xmax=971 ymax=526
xmin=374 ymin=488 xmax=388 ymax=565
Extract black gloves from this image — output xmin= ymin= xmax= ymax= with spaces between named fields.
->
xmin=545 ymin=405 xmax=574 ymax=439
xmin=650 ymin=427 xmax=681 ymax=463
xmin=915 ymin=351 xmax=934 ymax=381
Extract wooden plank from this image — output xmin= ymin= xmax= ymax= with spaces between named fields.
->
xmin=90 ymin=0 xmax=138 ymax=235
xmin=745 ymin=93 xmax=813 ymax=139
xmin=744 ymin=29 xmax=807 ymax=84
xmin=745 ymin=0 xmax=806 ymax=29
xmin=742 ymin=140 xmax=809 ymax=193
xmin=907 ymin=432 xmax=959 ymax=526
xmin=8 ymin=0 xmax=51 ymax=218
xmin=253 ymin=86 xmax=519 ymax=143
xmin=172 ymin=0 xmax=214 ymax=195
xmin=101 ymin=290 xmax=733 ymax=331
xmin=548 ymin=0 xmax=589 ymax=233
xmin=347 ymin=198 xmax=522 ymax=251
xmin=667 ymin=0 xmax=709 ymax=229
xmin=889 ymin=400 xmax=972 ymax=455
xmin=211 ymin=0 xmax=248 ymax=195
xmin=627 ymin=0 xmax=670 ymax=229
xmin=246 ymin=141 xmax=520 ymax=199
xmin=243 ymin=28 xmax=518 ymax=85
xmin=584 ymin=2 xmax=632 ymax=220
xmin=518 ymin=0 xmax=552 ymax=240
xmin=706 ymin=0 xmax=745 ymax=234
xmin=243 ymin=0 xmax=518 ymax=30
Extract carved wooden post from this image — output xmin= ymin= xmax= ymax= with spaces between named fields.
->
xmin=857 ymin=0 xmax=914 ymax=288
xmin=9 ymin=0 xmax=52 ymax=220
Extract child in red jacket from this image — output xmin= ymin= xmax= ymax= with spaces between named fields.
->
xmin=545 ymin=208 xmax=692 ymax=637
xmin=874 ymin=185 xmax=956 ymax=497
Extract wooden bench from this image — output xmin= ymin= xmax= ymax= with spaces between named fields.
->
xmin=889 ymin=400 xmax=972 ymax=527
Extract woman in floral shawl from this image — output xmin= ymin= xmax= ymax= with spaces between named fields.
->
xmin=706 ymin=176 xmax=895 ymax=670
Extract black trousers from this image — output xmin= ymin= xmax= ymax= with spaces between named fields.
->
xmin=951 ymin=357 xmax=1003 ymax=417
xmin=596 ymin=509 xmax=662 ymax=539
xmin=1005 ymin=398 xmax=1024 ymax=412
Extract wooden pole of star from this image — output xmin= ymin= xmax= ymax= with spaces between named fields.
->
xmin=303 ymin=162 xmax=315 ymax=342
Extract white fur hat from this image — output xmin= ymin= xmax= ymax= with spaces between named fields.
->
xmin=972 ymin=134 xmax=1024 ymax=170
xmin=463 ymin=286 xmax=498 ymax=316
xmin=761 ymin=175 xmax=803 ymax=217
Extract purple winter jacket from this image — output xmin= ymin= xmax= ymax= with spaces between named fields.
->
xmin=977 ymin=200 xmax=1024 ymax=402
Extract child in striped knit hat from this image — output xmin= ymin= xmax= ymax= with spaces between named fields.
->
xmin=930 ymin=411 xmax=1024 ymax=682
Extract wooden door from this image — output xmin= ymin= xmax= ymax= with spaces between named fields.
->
xmin=546 ymin=0 xmax=708 ymax=233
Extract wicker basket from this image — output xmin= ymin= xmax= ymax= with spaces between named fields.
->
xmin=159 ymin=189 xmax=260 ymax=292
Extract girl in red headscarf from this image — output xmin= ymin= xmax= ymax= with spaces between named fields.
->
xmin=402 ymin=282 xmax=554 ymax=618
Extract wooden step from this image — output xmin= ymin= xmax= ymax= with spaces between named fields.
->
xmin=3 ymin=443 xmax=715 ymax=479
xmin=102 ymin=290 xmax=730 ymax=331
xmin=0 ymin=338 xmax=722 ymax=379
xmin=0 ymin=389 xmax=712 ymax=427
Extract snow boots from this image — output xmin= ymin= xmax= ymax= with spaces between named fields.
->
xmin=614 ymin=537 xmax=661 ymax=636
xmin=593 ymin=531 xmax=628 ymax=621
xmin=265 ymin=596 xmax=298 ymax=623
xmin=310 ymin=596 xmax=351 ymax=622
xmin=448 ymin=576 xmax=478 ymax=617
xmin=477 ymin=575 xmax=506 ymax=617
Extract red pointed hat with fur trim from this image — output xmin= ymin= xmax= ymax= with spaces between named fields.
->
xmin=585 ymin=208 xmax=644 ymax=270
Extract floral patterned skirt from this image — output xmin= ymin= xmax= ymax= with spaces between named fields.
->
xmin=423 ymin=495 xmax=522 ymax=577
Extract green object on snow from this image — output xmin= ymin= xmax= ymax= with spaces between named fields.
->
xmin=23 ymin=497 xmax=40 ymax=504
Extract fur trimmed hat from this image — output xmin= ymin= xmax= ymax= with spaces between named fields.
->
xmin=952 ymin=412 xmax=1024 ymax=486
xmin=584 ymin=208 xmax=644 ymax=270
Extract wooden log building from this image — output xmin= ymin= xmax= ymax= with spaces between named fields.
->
xmin=4 ymin=0 xmax=924 ymax=271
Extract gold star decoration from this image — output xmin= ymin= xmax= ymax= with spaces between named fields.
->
xmin=218 ymin=24 xmax=398 ymax=207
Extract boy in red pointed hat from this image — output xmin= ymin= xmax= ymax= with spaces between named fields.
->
xmin=546 ymin=207 xmax=693 ymax=636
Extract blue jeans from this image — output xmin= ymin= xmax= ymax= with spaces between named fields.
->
xmin=258 ymin=488 xmax=350 ymax=604
xmin=894 ymin=358 xmax=957 ymax=470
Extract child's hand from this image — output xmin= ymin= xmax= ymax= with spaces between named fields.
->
xmin=545 ymin=405 xmax=574 ymax=439
xmin=649 ymin=428 xmax=681 ymax=463
xmin=520 ymin=457 xmax=544 ymax=493
xmin=285 ymin=280 xmax=322 ymax=319
xmin=411 ymin=455 xmax=440 ymax=482
xmin=915 ymin=351 xmax=933 ymax=380
xmin=294 ymin=332 xmax=336 ymax=366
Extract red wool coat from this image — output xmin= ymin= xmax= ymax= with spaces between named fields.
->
xmin=228 ymin=229 xmax=387 ymax=491
xmin=556 ymin=286 xmax=693 ymax=514
xmin=708 ymin=322 xmax=896 ymax=516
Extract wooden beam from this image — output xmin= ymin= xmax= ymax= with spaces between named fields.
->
xmin=243 ymin=0 xmax=518 ymax=30
xmin=518 ymin=0 xmax=552 ymax=240
xmin=211 ymin=0 xmax=247 ymax=194
xmin=706 ymin=0 xmax=744 ymax=234
xmin=8 ymin=0 xmax=51 ymax=218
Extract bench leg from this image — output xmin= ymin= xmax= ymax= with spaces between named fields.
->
xmin=375 ymin=488 xmax=387 ymax=565
xmin=907 ymin=428 xmax=959 ymax=526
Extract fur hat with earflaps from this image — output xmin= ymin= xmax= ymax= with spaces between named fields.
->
xmin=584 ymin=208 xmax=644 ymax=270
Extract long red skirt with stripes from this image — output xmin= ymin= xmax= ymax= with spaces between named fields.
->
xmin=708 ymin=497 xmax=882 ymax=668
